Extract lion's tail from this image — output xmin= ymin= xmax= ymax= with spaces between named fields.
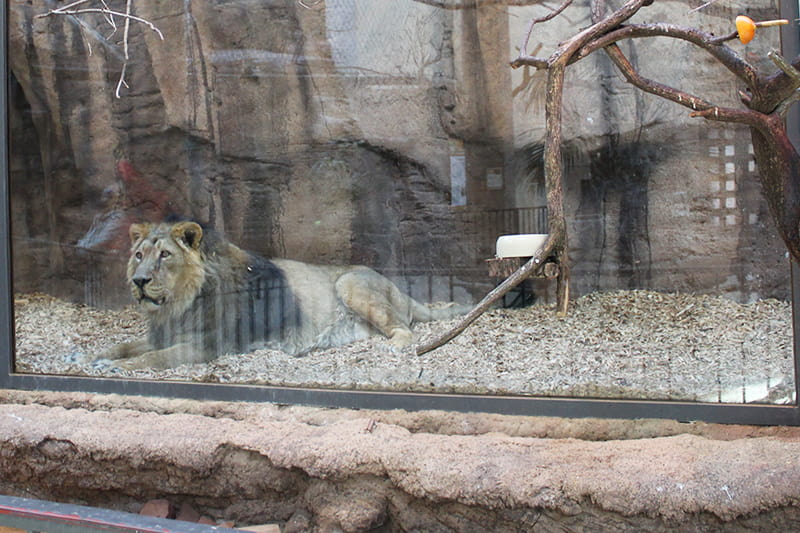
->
xmin=410 ymin=300 xmax=473 ymax=323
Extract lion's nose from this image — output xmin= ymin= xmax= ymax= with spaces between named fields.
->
xmin=132 ymin=277 xmax=151 ymax=289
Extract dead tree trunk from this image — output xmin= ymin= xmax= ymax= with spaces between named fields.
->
xmin=417 ymin=0 xmax=800 ymax=355
xmin=417 ymin=0 xmax=650 ymax=355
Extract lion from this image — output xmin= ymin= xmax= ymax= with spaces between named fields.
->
xmin=100 ymin=220 xmax=472 ymax=370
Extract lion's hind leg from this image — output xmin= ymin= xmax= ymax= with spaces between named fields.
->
xmin=334 ymin=269 xmax=415 ymax=348
xmin=91 ymin=339 xmax=155 ymax=370
xmin=101 ymin=339 xmax=153 ymax=360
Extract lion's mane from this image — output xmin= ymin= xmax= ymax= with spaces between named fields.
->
xmin=127 ymin=220 xmax=300 ymax=361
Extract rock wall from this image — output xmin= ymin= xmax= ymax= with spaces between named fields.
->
xmin=8 ymin=1 xmax=475 ymax=307
xmin=7 ymin=0 xmax=791 ymax=307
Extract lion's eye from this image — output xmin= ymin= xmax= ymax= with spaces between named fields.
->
xmin=160 ymin=250 xmax=171 ymax=259
xmin=135 ymin=251 xmax=143 ymax=261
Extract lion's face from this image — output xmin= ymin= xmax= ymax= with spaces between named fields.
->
xmin=127 ymin=221 xmax=206 ymax=317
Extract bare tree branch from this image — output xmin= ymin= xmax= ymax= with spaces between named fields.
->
xmin=775 ymin=89 xmax=800 ymax=118
xmin=579 ymin=23 xmax=795 ymax=135
xmin=769 ymin=49 xmax=800 ymax=84
xmin=100 ymin=0 xmax=118 ymax=30
xmin=601 ymin=44 xmax=717 ymax=115
xmin=421 ymin=1 xmax=658 ymax=354
xmin=416 ymin=255 xmax=549 ymax=355
xmin=115 ymin=63 xmax=129 ymax=99
xmin=511 ymin=55 xmax=549 ymax=69
xmin=542 ymin=62 xmax=570 ymax=316
xmin=114 ymin=0 xmax=132 ymax=98
xmin=411 ymin=0 xmax=558 ymax=9
xmin=512 ymin=0 xmax=652 ymax=69
xmin=688 ymin=0 xmax=724 ymax=14
xmin=418 ymin=58 xmax=573 ymax=355
xmin=687 ymin=105 xmax=774 ymax=131
xmin=576 ymin=23 xmax=762 ymax=91
xmin=757 ymin=57 xmax=800 ymax=112
xmin=35 ymin=6 xmax=164 ymax=40
xmin=518 ymin=0 xmax=573 ymax=56
xmin=590 ymin=6 xmax=800 ymax=267
xmin=297 ymin=0 xmax=325 ymax=9
xmin=429 ymin=0 xmax=800 ymax=354
xmin=36 ymin=1 xmax=164 ymax=98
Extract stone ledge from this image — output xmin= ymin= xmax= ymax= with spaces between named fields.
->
xmin=0 ymin=391 xmax=798 ymax=531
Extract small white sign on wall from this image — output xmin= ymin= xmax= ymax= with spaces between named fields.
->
xmin=450 ymin=155 xmax=467 ymax=206
xmin=487 ymin=167 xmax=503 ymax=190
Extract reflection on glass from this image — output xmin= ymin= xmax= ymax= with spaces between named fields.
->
xmin=8 ymin=1 xmax=795 ymax=404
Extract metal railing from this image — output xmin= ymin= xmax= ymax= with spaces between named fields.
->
xmin=0 ymin=495 xmax=236 ymax=533
xmin=455 ymin=205 xmax=548 ymax=239
xmin=453 ymin=205 xmax=549 ymax=263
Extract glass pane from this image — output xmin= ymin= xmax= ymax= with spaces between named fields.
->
xmin=8 ymin=0 xmax=795 ymax=404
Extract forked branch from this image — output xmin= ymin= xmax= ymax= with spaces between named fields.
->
xmin=415 ymin=250 xmax=553 ymax=355
xmin=517 ymin=0 xmax=574 ymax=57
xmin=35 ymin=1 xmax=164 ymax=40
xmin=418 ymin=45 xmax=574 ymax=355
xmin=36 ymin=0 xmax=164 ymax=98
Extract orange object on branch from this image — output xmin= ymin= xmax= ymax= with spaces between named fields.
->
xmin=735 ymin=15 xmax=788 ymax=44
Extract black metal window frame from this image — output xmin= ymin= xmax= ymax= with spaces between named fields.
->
xmin=0 ymin=494 xmax=239 ymax=533
xmin=1 ymin=2 xmax=799 ymax=426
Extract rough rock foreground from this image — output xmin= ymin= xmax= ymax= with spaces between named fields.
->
xmin=0 ymin=391 xmax=798 ymax=532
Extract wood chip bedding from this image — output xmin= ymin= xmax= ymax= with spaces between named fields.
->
xmin=12 ymin=290 xmax=795 ymax=403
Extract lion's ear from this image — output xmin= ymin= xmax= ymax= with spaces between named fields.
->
xmin=172 ymin=221 xmax=203 ymax=250
xmin=129 ymin=223 xmax=151 ymax=245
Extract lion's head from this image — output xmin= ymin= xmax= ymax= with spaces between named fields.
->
xmin=127 ymin=221 xmax=206 ymax=318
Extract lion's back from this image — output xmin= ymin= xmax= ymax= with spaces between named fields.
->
xmin=270 ymin=259 xmax=374 ymax=352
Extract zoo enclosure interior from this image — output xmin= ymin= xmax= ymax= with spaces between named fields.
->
xmin=3 ymin=0 xmax=800 ymax=417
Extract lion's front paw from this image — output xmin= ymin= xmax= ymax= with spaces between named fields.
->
xmin=388 ymin=329 xmax=414 ymax=349
xmin=100 ymin=339 xmax=153 ymax=361
xmin=377 ymin=330 xmax=415 ymax=355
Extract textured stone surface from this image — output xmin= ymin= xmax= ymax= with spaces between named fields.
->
xmin=0 ymin=391 xmax=798 ymax=532
xmin=8 ymin=1 xmax=477 ymax=307
xmin=7 ymin=1 xmax=791 ymax=310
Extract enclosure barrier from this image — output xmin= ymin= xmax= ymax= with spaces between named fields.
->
xmin=455 ymin=205 xmax=549 ymax=257
xmin=1 ymin=2 xmax=799 ymax=427
xmin=0 ymin=495 xmax=237 ymax=533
